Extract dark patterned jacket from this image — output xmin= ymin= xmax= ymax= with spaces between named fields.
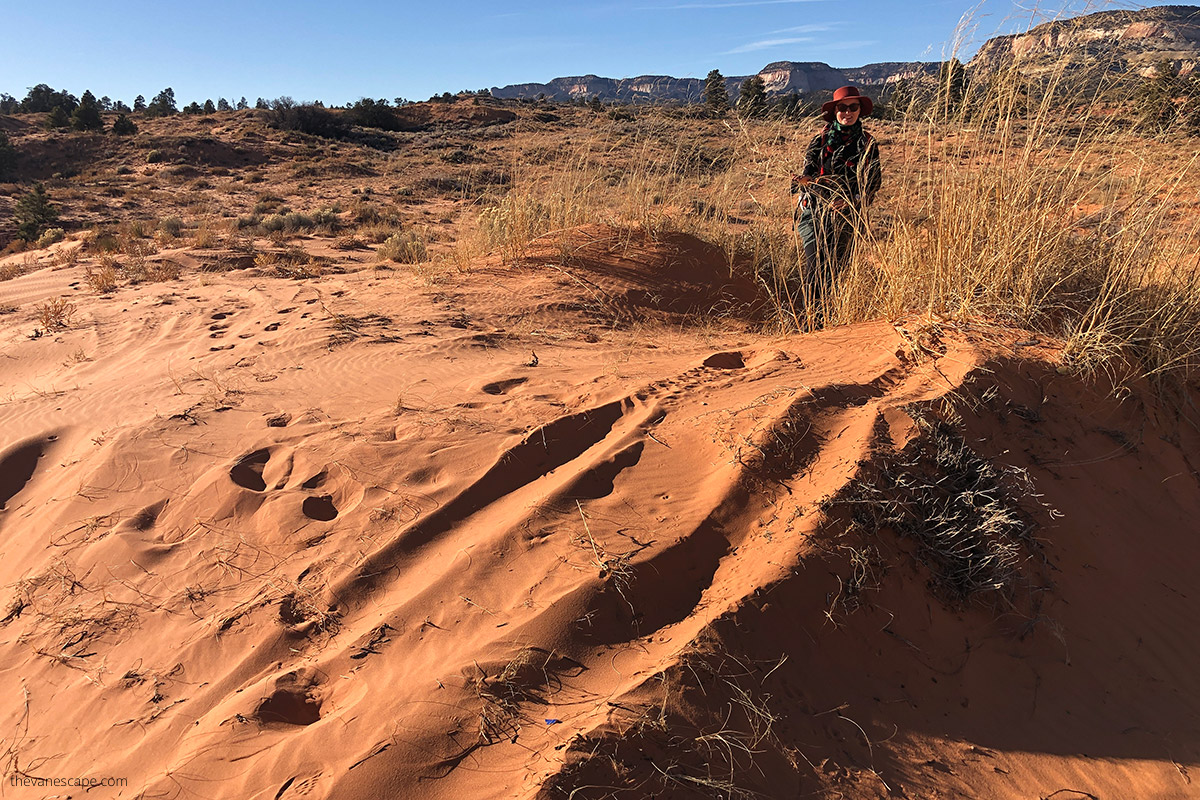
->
xmin=796 ymin=123 xmax=882 ymax=209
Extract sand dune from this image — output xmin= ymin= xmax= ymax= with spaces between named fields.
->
xmin=1 ymin=226 xmax=1198 ymax=799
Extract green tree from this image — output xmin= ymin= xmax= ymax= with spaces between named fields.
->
xmin=0 ymin=132 xmax=17 ymax=180
xmin=146 ymin=87 xmax=177 ymax=117
xmin=704 ymin=69 xmax=729 ymax=116
xmin=45 ymin=106 xmax=70 ymax=130
xmin=16 ymin=183 xmax=60 ymax=242
xmin=111 ymin=113 xmax=138 ymax=135
xmin=236 ymin=96 xmax=248 ymax=110
xmin=203 ymin=99 xmax=216 ymax=114
xmin=133 ymin=94 xmax=146 ymax=112
xmin=737 ymin=75 xmax=767 ymax=119
xmin=72 ymin=90 xmax=105 ymax=131
xmin=22 ymin=84 xmax=77 ymax=114
xmin=217 ymin=97 xmax=231 ymax=111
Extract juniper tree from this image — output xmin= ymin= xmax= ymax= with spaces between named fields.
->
xmin=111 ymin=114 xmax=138 ymax=135
xmin=72 ymin=90 xmax=105 ymax=131
xmin=704 ymin=69 xmax=728 ymax=116
xmin=737 ymin=75 xmax=768 ymax=119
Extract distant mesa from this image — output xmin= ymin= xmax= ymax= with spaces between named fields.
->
xmin=491 ymin=5 xmax=1200 ymax=102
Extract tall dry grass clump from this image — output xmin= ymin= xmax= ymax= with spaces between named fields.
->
xmin=831 ymin=62 xmax=1200 ymax=382
xmin=471 ymin=53 xmax=1200 ymax=384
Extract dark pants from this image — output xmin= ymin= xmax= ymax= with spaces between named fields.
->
xmin=794 ymin=201 xmax=857 ymax=322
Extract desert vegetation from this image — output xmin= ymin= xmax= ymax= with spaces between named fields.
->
xmin=1 ymin=43 xmax=1198 ymax=389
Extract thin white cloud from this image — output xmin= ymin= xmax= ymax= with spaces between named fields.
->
xmin=770 ymin=23 xmax=836 ymax=34
xmin=644 ymin=0 xmax=825 ymax=9
xmin=723 ymin=36 xmax=817 ymax=54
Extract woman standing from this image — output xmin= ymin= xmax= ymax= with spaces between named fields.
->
xmin=791 ymin=86 xmax=882 ymax=322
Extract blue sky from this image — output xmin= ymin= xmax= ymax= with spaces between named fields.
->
xmin=0 ymin=1 xmax=1137 ymax=106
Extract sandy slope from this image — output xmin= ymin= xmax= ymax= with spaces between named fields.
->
xmin=1 ymin=227 xmax=1198 ymax=799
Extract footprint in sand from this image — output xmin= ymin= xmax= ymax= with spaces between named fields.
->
xmin=482 ymin=377 xmax=528 ymax=395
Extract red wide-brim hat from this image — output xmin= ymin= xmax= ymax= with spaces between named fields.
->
xmin=821 ymin=86 xmax=874 ymax=120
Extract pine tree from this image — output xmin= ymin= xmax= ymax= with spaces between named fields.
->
xmin=203 ymin=99 xmax=216 ymax=114
xmin=111 ymin=114 xmax=138 ymax=135
xmin=72 ymin=90 xmax=105 ymax=131
xmin=217 ymin=97 xmax=231 ymax=111
xmin=133 ymin=95 xmax=146 ymax=112
xmin=45 ymin=106 xmax=71 ymax=130
xmin=236 ymin=96 xmax=249 ymax=110
xmin=15 ymin=183 xmax=60 ymax=242
xmin=737 ymin=75 xmax=767 ymax=119
xmin=147 ymin=88 xmax=178 ymax=117
xmin=704 ymin=69 xmax=728 ymax=116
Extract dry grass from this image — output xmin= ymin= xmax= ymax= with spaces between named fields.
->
xmin=464 ymin=69 xmax=1200 ymax=385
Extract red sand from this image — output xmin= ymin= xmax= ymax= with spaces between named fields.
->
xmin=1 ymin=226 xmax=1198 ymax=799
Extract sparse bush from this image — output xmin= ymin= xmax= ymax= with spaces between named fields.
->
xmin=158 ymin=216 xmax=183 ymax=238
xmin=85 ymin=261 xmax=119 ymax=293
xmin=36 ymin=228 xmax=65 ymax=248
xmin=377 ymin=231 xmax=427 ymax=263
xmin=146 ymin=149 xmax=165 ymax=164
xmin=37 ymin=297 xmax=76 ymax=329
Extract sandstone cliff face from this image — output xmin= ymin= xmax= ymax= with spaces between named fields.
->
xmin=490 ymin=5 xmax=1200 ymax=103
xmin=970 ymin=4 xmax=1200 ymax=76
xmin=491 ymin=61 xmax=928 ymax=102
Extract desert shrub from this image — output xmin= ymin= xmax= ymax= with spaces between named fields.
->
xmin=377 ymin=231 xmax=426 ymax=263
xmin=36 ymin=228 xmax=65 ymax=248
xmin=15 ymin=184 xmax=60 ymax=241
xmin=85 ymin=261 xmax=119 ymax=293
xmin=311 ymin=207 xmax=340 ymax=230
xmin=262 ymin=212 xmax=313 ymax=233
xmin=158 ymin=216 xmax=183 ymax=238
xmin=146 ymin=149 xmax=165 ymax=164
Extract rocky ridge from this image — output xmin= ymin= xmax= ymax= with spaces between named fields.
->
xmin=491 ymin=4 xmax=1200 ymax=102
